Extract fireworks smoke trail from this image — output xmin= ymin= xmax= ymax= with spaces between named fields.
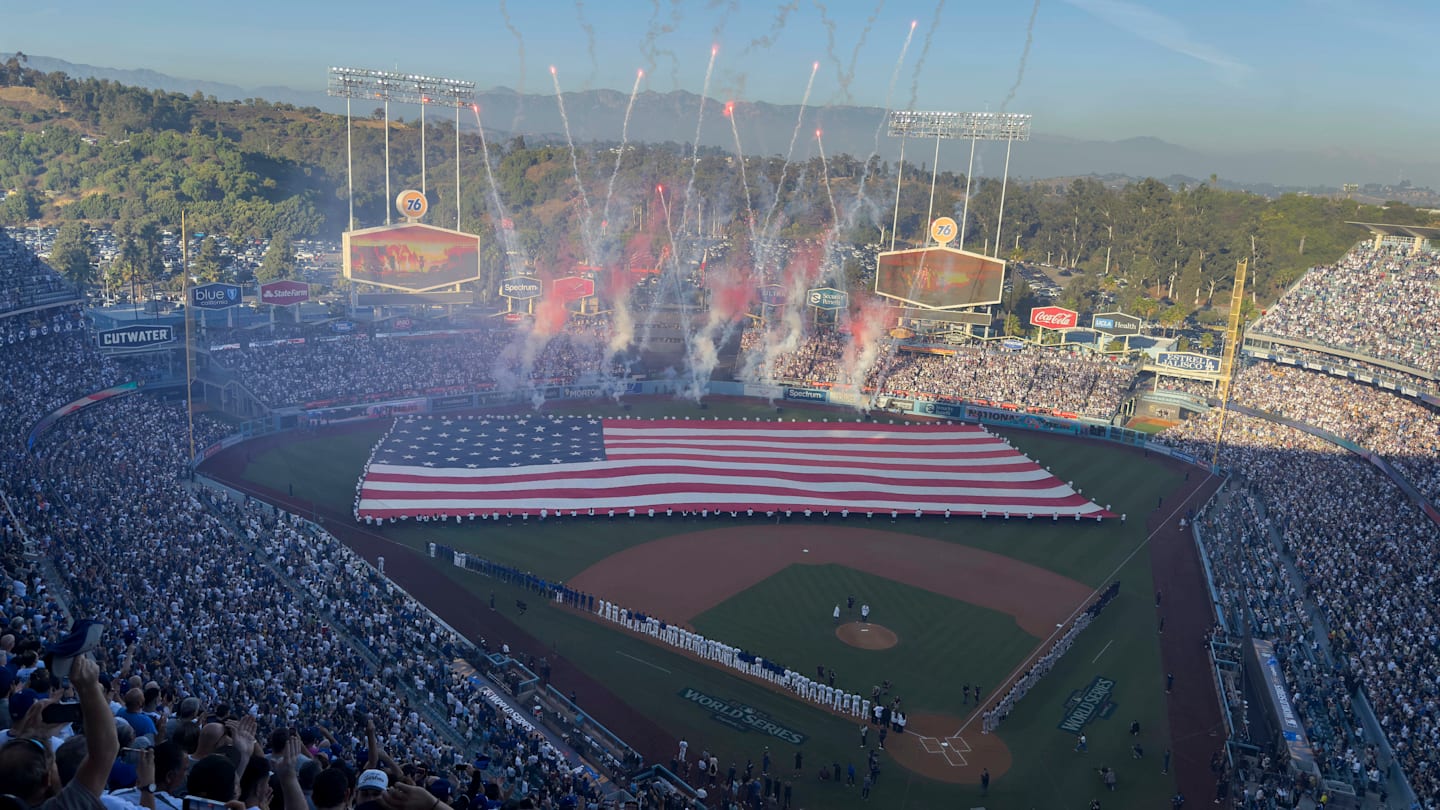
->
xmin=640 ymin=0 xmax=684 ymax=89
xmin=841 ymin=0 xmax=888 ymax=105
xmin=1001 ymin=0 xmax=1041 ymax=111
xmin=497 ymin=0 xmax=528 ymax=130
xmin=907 ymin=0 xmax=947 ymax=108
xmin=680 ymin=44 xmax=720 ymax=237
xmin=470 ymin=105 xmax=524 ymax=267
xmin=724 ymin=101 xmax=757 ymax=243
xmin=759 ymin=61 xmax=819 ymax=239
xmin=573 ymin=0 xmax=600 ymax=86
xmin=549 ymin=65 xmax=598 ymax=263
xmin=815 ymin=129 xmax=840 ymax=240
xmin=850 ymin=20 xmax=916 ymax=219
xmin=812 ymin=1 xmax=843 ymax=100
xmin=602 ymin=69 xmax=645 ymax=230
xmin=744 ymin=0 xmax=801 ymax=54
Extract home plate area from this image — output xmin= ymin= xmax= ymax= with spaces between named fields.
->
xmin=918 ymin=732 xmax=974 ymax=766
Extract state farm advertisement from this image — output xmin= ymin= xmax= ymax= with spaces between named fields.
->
xmin=1029 ymin=305 xmax=1078 ymax=329
xmin=259 ymin=280 xmax=311 ymax=306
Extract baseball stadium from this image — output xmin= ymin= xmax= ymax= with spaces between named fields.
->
xmin=2 ymin=14 xmax=1438 ymax=810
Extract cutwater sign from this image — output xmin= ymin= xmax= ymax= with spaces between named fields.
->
xmin=98 ymin=324 xmax=174 ymax=350
xmin=1058 ymin=676 xmax=1117 ymax=733
xmin=806 ymin=287 xmax=849 ymax=311
xmin=500 ymin=276 xmax=543 ymax=300
xmin=191 ymin=283 xmax=242 ymax=310
xmin=679 ymin=688 xmax=806 ymax=744
xmin=1156 ymin=352 xmax=1221 ymax=374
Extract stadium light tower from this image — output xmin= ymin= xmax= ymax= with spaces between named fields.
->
xmin=886 ymin=111 xmax=1031 ymax=256
xmin=328 ymin=68 xmax=476 ymax=230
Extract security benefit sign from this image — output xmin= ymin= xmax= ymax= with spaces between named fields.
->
xmin=1058 ymin=676 xmax=1117 ymax=734
xmin=679 ymin=687 xmax=807 ymax=744
xmin=97 ymin=324 xmax=175 ymax=351
xmin=806 ymin=287 xmax=849 ymax=311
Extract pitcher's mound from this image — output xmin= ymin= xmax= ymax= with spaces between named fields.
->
xmin=836 ymin=622 xmax=898 ymax=649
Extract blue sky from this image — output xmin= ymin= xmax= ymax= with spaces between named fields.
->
xmin=3 ymin=0 xmax=1435 ymax=162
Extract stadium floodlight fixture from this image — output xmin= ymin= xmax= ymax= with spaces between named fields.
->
xmin=328 ymin=67 xmax=478 ymax=228
xmin=328 ymin=66 xmax=475 ymax=108
xmin=885 ymin=110 xmax=1032 ymax=255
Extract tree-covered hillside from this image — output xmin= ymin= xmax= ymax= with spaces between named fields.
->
xmin=2 ymin=52 xmax=1435 ymax=315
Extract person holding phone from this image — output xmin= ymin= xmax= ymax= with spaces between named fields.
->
xmin=0 ymin=653 xmax=118 ymax=810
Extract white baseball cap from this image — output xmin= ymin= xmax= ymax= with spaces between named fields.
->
xmin=356 ymin=770 xmax=389 ymax=792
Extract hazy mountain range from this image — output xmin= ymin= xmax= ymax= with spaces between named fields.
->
xmin=22 ymin=54 xmax=1440 ymax=193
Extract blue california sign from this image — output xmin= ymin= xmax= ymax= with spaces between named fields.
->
xmin=191 ymin=282 xmax=242 ymax=310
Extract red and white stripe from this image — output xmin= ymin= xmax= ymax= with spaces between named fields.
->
xmin=356 ymin=419 xmax=1109 ymax=518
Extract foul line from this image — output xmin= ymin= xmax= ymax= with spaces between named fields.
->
xmin=1091 ymin=639 xmax=1114 ymax=663
xmin=953 ymin=472 xmax=1216 ymax=738
xmin=615 ymin=650 xmax=672 ymax=674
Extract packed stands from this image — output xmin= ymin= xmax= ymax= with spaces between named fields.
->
xmin=0 ymin=328 xmax=638 ymax=808
xmin=1251 ymin=244 xmax=1440 ymax=375
xmin=1157 ymin=406 xmax=1440 ymax=803
xmin=1230 ymin=362 xmax=1440 ymax=507
xmin=738 ymin=329 xmax=1137 ymax=420
xmin=0 ymin=228 xmax=80 ymax=317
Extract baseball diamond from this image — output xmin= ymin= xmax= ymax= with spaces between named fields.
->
xmin=197 ymin=396 xmax=1221 ymax=809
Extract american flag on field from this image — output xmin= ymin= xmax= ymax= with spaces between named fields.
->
xmin=354 ymin=415 xmax=1111 ymax=520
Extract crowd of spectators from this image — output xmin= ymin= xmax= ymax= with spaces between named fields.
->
xmin=739 ymin=329 xmax=1137 ymax=419
xmin=1157 ymin=407 xmax=1440 ymax=803
xmin=1252 ymin=243 xmax=1440 ymax=375
xmin=1230 ymin=362 xmax=1440 ymax=507
xmin=0 ymin=228 xmax=78 ymax=316
xmin=210 ymin=320 xmax=624 ymax=408
xmin=0 ymin=329 xmax=637 ymax=809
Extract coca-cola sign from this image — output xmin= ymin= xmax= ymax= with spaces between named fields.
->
xmin=259 ymin=280 xmax=310 ymax=306
xmin=1029 ymin=306 xmax=1079 ymax=329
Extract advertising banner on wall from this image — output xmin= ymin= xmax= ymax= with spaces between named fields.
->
xmin=1029 ymin=306 xmax=1079 ymax=330
xmin=260 ymin=280 xmax=311 ymax=306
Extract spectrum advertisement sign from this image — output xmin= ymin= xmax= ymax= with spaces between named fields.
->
xmin=500 ymin=276 xmax=543 ymax=300
xmin=259 ymin=280 xmax=311 ymax=306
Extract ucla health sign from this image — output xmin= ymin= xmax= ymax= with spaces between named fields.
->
xmin=191 ymin=282 xmax=242 ymax=310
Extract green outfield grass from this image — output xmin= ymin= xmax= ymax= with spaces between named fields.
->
xmin=691 ymin=563 xmax=1038 ymax=716
xmin=227 ymin=398 xmax=1186 ymax=808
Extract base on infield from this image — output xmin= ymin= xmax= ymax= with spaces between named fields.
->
xmin=888 ymin=713 xmax=1013 ymax=782
xmin=836 ymin=621 xmax=898 ymax=650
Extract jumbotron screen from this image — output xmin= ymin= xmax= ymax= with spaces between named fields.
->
xmin=343 ymin=223 xmax=482 ymax=293
xmin=874 ymin=246 xmax=1006 ymax=310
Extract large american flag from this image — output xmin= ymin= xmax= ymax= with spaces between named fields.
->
xmin=354 ymin=415 xmax=1109 ymax=519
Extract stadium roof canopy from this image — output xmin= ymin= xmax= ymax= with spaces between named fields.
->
xmin=1346 ymin=221 xmax=1440 ymax=240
